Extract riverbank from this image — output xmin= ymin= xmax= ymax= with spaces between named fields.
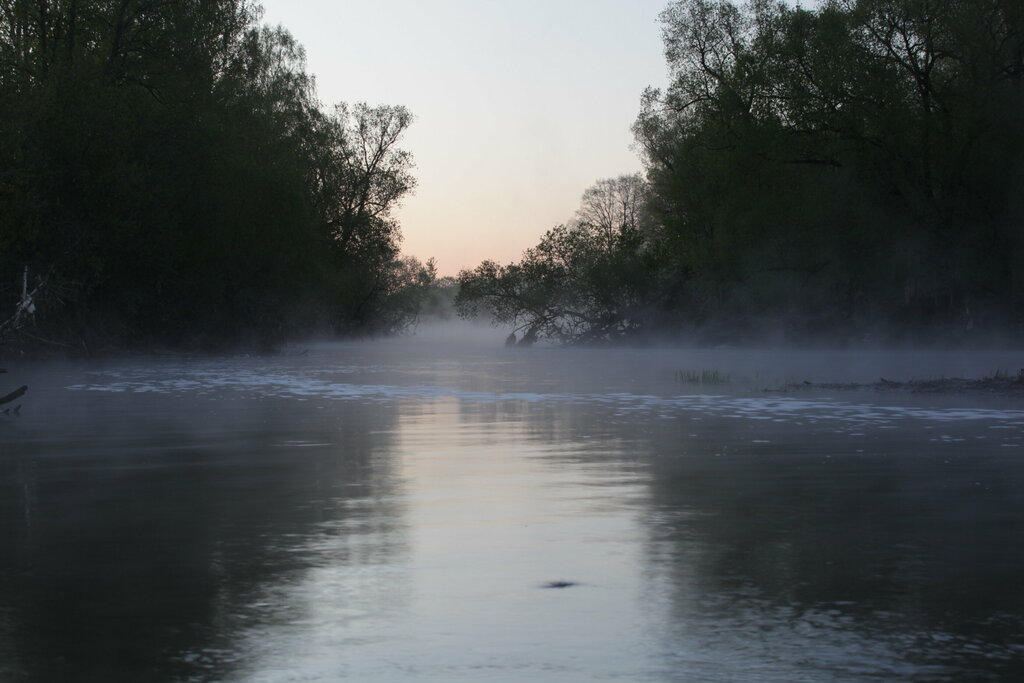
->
xmin=796 ymin=374 xmax=1024 ymax=396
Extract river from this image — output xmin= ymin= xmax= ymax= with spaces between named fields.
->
xmin=2 ymin=336 xmax=1024 ymax=681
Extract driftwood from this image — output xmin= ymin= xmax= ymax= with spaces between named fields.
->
xmin=0 ymin=385 xmax=27 ymax=406
xmin=767 ymin=376 xmax=1024 ymax=397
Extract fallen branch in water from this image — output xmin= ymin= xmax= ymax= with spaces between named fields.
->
xmin=0 ymin=384 xmax=27 ymax=406
xmin=767 ymin=375 xmax=1024 ymax=397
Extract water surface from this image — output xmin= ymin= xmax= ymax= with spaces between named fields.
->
xmin=2 ymin=341 xmax=1024 ymax=680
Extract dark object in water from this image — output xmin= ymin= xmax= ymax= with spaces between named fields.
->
xmin=787 ymin=376 xmax=1024 ymax=396
xmin=0 ymin=385 xmax=27 ymax=406
xmin=542 ymin=581 xmax=578 ymax=589
xmin=505 ymin=332 xmax=517 ymax=347
xmin=517 ymin=327 xmax=538 ymax=347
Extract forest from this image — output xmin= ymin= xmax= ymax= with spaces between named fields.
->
xmin=2 ymin=0 xmax=1022 ymax=354
xmin=0 ymin=0 xmax=435 ymax=354
xmin=458 ymin=0 xmax=1024 ymax=346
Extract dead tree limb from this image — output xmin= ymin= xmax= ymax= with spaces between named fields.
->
xmin=0 ymin=385 xmax=27 ymax=406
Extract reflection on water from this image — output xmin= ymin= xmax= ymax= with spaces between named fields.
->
xmin=642 ymin=448 xmax=1024 ymax=681
xmin=2 ymin=342 xmax=1024 ymax=680
xmin=1 ymin=388 xmax=406 ymax=681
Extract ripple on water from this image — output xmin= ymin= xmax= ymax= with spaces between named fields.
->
xmin=65 ymin=364 xmax=1024 ymax=433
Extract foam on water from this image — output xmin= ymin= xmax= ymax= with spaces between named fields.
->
xmin=65 ymin=362 xmax=1024 ymax=431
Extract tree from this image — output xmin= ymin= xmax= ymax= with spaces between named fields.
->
xmin=456 ymin=175 xmax=668 ymax=344
xmin=0 ymin=0 xmax=423 ymax=352
xmin=302 ymin=102 xmax=417 ymax=332
xmin=633 ymin=0 xmax=1024 ymax=341
xmin=372 ymin=256 xmax=438 ymax=334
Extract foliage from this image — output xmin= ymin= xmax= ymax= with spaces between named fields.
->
xmin=418 ymin=275 xmax=459 ymax=321
xmin=455 ymin=174 xmax=670 ymax=344
xmin=634 ymin=0 xmax=1024 ymax=342
xmin=458 ymin=0 xmax=1023 ymax=345
xmin=366 ymin=256 xmax=438 ymax=335
xmin=0 ymin=0 xmax=420 ymax=352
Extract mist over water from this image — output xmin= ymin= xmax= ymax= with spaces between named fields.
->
xmin=3 ymin=339 xmax=1024 ymax=681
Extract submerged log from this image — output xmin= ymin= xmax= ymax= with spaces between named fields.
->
xmin=769 ymin=376 xmax=1024 ymax=396
xmin=0 ymin=385 xmax=27 ymax=406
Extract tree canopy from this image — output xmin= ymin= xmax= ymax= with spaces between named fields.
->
xmin=0 ymin=0 xmax=430 ymax=353
xmin=456 ymin=174 xmax=670 ymax=344
xmin=459 ymin=0 xmax=1024 ymax=345
xmin=635 ymin=0 xmax=1024 ymax=342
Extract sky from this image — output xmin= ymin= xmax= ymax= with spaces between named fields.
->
xmin=258 ymin=0 xmax=670 ymax=276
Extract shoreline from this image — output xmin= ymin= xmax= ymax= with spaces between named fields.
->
xmin=799 ymin=376 xmax=1024 ymax=397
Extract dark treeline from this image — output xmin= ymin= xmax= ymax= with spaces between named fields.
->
xmin=458 ymin=0 xmax=1024 ymax=346
xmin=0 ymin=0 xmax=435 ymax=354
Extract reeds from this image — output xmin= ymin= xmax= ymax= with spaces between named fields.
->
xmin=675 ymin=368 xmax=730 ymax=385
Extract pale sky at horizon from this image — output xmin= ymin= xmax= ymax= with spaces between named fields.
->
xmin=258 ymin=0 xmax=669 ymax=276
